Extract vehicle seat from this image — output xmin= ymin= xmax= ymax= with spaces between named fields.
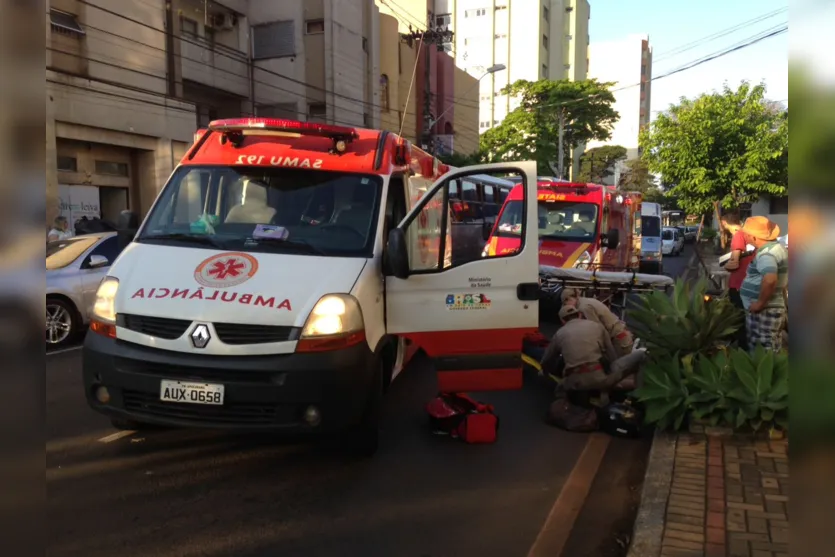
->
xmin=225 ymin=182 xmax=277 ymax=224
xmin=571 ymin=214 xmax=595 ymax=235
xmin=332 ymin=187 xmax=374 ymax=234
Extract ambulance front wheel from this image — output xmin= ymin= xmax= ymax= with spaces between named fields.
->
xmin=348 ymin=359 xmax=384 ymax=457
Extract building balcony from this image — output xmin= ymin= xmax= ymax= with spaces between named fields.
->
xmin=180 ymin=38 xmax=250 ymax=98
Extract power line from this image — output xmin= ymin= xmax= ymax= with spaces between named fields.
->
xmin=653 ymin=7 xmax=787 ymax=62
xmin=529 ymin=24 xmax=788 ymax=114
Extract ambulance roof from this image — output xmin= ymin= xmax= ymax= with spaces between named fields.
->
xmin=183 ymin=118 xmax=449 ymax=179
xmin=505 ymin=180 xmax=607 ymax=201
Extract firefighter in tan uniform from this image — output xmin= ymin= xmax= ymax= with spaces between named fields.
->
xmin=541 ymin=305 xmax=644 ymax=406
xmin=540 ymin=305 xmax=618 ymax=381
xmin=561 ymin=288 xmax=634 ymax=357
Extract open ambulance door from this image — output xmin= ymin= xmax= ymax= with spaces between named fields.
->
xmin=384 ymin=161 xmax=540 ymax=393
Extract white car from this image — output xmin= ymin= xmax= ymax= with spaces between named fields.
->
xmin=661 ymin=227 xmax=684 ymax=256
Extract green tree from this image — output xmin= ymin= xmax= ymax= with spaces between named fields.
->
xmin=437 ymin=151 xmax=484 ymax=167
xmin=618 ymin=158 xmax=656 ymax=193
xmin=480 ymin=79 xmax=619 ymax=176
xmin=577 ymin=145 xmax=627 ymax=182
xmin=639 ymin=82 xmax=788 ymax=216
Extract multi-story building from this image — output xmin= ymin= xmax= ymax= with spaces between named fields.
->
xmin=375 ymin=0 xmax=480 ymax=156
xmin=46 ymin=0 xmax=381 ymax=229
xmin=586 ymin=34 xmax=653 ymax=161
xmin=432 ymin=0 xmax=590 ymax=133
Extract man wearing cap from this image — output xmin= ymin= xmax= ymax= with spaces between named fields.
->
xmin=739 ymin=216 xmax=789 ymax=353
xmin=540 ymin=304 xmax=619 ymax=385
xmin=561 ymin=288 xmax=634 ymax=357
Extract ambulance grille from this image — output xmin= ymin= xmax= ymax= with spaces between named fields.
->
xmin=120 ymin=314 xmax=190 ymax=340
xmin=119 ymin=314 xmax=299 ymax=345
xmin=213 ymin=323 xmax=300 ymax=345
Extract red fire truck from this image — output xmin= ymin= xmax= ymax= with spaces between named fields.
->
xmin=484 ymin=179 xmax=638 ymax=271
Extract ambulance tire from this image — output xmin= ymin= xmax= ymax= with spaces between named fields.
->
xmin=348 ymin=360 xmax=384 ymax=457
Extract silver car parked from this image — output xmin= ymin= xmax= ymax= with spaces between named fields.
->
xmin=46 ymin=232 xmax=124 ymax=347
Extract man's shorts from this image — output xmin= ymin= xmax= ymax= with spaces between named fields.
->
xmin=746 ymin=308 xmax=786 ymax=353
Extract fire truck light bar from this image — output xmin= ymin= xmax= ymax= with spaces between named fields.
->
xmin=207 ymin=118 xmax=359 ymax=140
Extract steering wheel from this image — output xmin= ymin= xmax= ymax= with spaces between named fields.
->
xmin=318 ymin=223 xmax=365 ymax=239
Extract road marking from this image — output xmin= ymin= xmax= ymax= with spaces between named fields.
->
xmin=527 ymin=433 xmax=611 ymax=557
xmin=47 ymin=345 xmax=83 ymax=356
xmin=98 ymin=430 xmax=137 ymax=443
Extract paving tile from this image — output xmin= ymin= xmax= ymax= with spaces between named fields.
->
xmin=667 ymin=513 xmax=705 ymax=527
xmin=666 ymin=529 xmax=706 ymax=543
xmin=747 ymin=516 xmax=768 ymax=534
xmin=705 ymin=542 xmax=725 ymax=557
xmin=706 ymin=527 xmax=725 ymax=545
xmin=667 ymin=521 xmax=705 ymax=534
xmin=663 ymin=536 xmax=705 ymax=550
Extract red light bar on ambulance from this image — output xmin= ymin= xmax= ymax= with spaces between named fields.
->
xmin=208 ymin=118 xmax=359 ymax=140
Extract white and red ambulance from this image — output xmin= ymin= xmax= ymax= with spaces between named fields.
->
xmin=82 ymin=118 xmax=539 ymax=455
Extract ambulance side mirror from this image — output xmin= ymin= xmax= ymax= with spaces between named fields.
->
xmin=602 ymin=228 xmax=620 ymax=250
xmin=386 ymin=228 xmax=410 ymax=279
xmin=117 ymin=210 xmax=139 ymax=251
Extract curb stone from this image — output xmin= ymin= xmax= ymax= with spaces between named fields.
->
xmin=626 ymin=429 xmax=677 ymax=557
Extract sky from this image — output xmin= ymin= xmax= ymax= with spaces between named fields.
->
xmin=588 ymin=0 xmax=789 ymax=119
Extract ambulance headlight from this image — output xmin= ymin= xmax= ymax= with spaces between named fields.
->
xmin=573 ymin=251 xmax=592 ymax=269
xmin=301 ymin=294 xmax=364 ymax=337
xmin=92 ymin=277 xmax=119 ymax=324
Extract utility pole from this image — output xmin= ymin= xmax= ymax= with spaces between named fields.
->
xmin=403 ymin=14 xmax=454 ymax=154
xmin=557 ymin=110 xmax=565 ymax=180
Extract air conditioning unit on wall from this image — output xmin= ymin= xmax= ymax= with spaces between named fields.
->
xmin=212 ymin=13 xmax=236 ymax=30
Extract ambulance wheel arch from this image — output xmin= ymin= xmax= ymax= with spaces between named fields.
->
xmin=384 ymin=161 xmax=541 ymax=393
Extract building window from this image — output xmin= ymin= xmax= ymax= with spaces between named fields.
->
xmin=566 ymin=34 xmax=573 ymax=40
xmin=180 ymin=17 xmax=198 ymax=38
xmin=204 ymin=26 xmax=215 ymax=47
xmin=495 ymin=34 xmax=507 ymax=39
xmin=496 ymin=5 xmax=507 ymax=10
xmin=305 ymin=19 xmax=325 ymax=34
xmin=380 ymin=74 xmax=390 ymax=111
xmin=543 ymin=6 xmax=550 ymax=21
xmin=364 ymin=113 xmax=371 ymax=127
xmin=257 ymin=103 xmax=299 ymax=119
xmin=566 ymin=6 xmax=574 ymax=12
xmin=95 ymin=161 xmax=129 ymax=177
xmin=480 ymin=94 xmax=490 ymax=101
xmin=465 ymin=8 xmax=487 ymax=18
xmin=362 ymin=37 xmax=368 ymax=52
xmin=57 ymin=156 xmax=77 ymax=172
xmin=543 ymin=35 xmax=548 ymax=49
xmin=308 ymin=103 xmax=327 ymax=121
xmin=253 ymin=21 xmax=295 ymax=59
xmin=769 ymin=195 xmax=788 ymax=215
xmin=564 ymin=63 xmax=571 ymax=70
xmin=542 ymin=64 xmax=548 ymax=77
xmin=479 ymin=121 xmax=491 ymax=129
xmin=641 ymin=82 xmax=646 ymax=93
xmin=50 ymin=9 xmax=85 ymax=37
xmin=436 ymin=13 xmax=451 ymax=27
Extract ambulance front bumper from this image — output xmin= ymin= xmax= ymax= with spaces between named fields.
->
xmin=82 ymin=332 xmax=377 ymax=432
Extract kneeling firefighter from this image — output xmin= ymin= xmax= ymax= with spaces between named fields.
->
xmin=561 ymin=288 xmax=634 ymax=358
xmin=541 ymin=305 xmax=648 ymax=432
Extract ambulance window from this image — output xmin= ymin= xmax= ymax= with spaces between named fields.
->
xmin=448 ymin=180 xmax=459 ymax=199
xmin=401 ymin=169 xmax=528 ymax=271
xmin=482 ymin=185 xmax=495 ymax=203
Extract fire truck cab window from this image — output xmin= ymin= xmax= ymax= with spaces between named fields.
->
xmin=496 ymin=200 xmax=598 ymax=241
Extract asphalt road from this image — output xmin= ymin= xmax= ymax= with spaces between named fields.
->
xmin=46 ymin=246 xmax=693 ymax=557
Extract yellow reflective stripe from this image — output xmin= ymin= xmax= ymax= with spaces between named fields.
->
xmin=564 ymin=242 xmax=592 ymax=267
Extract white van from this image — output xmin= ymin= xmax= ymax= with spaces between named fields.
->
xmin=82 ymin=118 xmax=540 ymax=455
xmin=638 ymin=202 xmax=663 ymax=274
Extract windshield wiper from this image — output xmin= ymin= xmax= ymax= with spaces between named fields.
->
xmin=141 ymin=233 xmax=226 ymax=248
xmin=247 ymin=237 xmax=326 ymax=256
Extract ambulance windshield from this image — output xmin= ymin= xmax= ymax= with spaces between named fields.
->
xmin=495 ymin=201 xmax=599 ymax=241
xmin=139 ymin=166 xmax=382 ymax=257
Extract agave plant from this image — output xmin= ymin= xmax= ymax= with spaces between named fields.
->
xmin=629 ymin=278 xmax=743 ymax=359
xmin=726 ymin=345 xmax=789 ymax=431
xmin=632 ymin=354 xmax=689 ymax=431
xmin=633 ymin=347 xmax=788 ymax=432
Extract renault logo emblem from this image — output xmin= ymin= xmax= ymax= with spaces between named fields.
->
xmin=190 ymin=324 xmax=211 ymax=349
